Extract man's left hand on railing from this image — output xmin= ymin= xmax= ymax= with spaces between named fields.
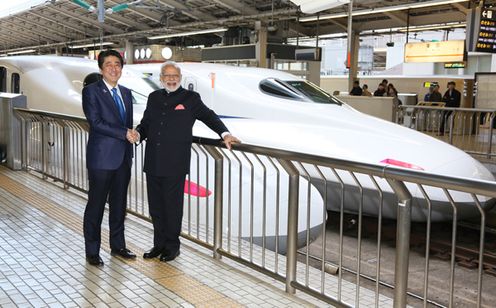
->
xmin=222 ymin=133 xmax=241 ymax=150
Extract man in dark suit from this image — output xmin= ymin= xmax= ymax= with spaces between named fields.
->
xmin=82 ymin=50 xmax=138 ymax=267
xmin=349 ymin=80 xmax=363 ymax=96
xmin=429 ymin=84 xmax=443 ymax=102
xmin=136 ymin=61 xmax=239 ymax=262
xmin=439 ymin=81 xmax=461 ymax=135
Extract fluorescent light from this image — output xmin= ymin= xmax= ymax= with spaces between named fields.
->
xmin=148 ymin=28 xmax=228 ymax=40
xmin=69 ymin=42 xmax=114 ymax=49
xmin=398 ymin=23 xmax=466 ymax=32
xmin=290 ymin=0 xmax=349 ymax=14
xmin=300 ymin=0 xmax=468 ymax=22
xmin=7 ymin=49 xmax=36 ymax=55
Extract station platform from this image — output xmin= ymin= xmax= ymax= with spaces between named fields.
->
xmin=0 ymin=165 xmax=332 ymax=307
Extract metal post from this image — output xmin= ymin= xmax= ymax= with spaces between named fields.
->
xmin=449 ymin=111 xmax=455 ymax=144
xmin=346 ymin=0 xmax=354 ymax=90
xmin=278 ymin=159 xmax=300 ymax=294
xmin=97 ymin=0 xmax=105 ymax=23
xmin=386 ymin=178 xmax=412 ymax=308
xmin=41 ymin=119 xmax=48 ymax=179
xmin=487 ymin=115 xmax=494 ymax=159
xmin=203 ymin=145 xmax=224 ymax=260
xmin=63 ymin=124 xmax=70 ymax=189
xmin=21 ymin=118 xmax=28 ymax=170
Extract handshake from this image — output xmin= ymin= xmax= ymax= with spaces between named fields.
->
xmin=126 ymin=129 xmax=140 ymax=144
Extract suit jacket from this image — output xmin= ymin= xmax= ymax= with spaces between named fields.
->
xmin=442 ymin=89 xmax=461 ymax=107
xmin=136 ymin=87 xmax=228 ymax=177
xmin=429 ymin=91 xmax=442 ymax=102
xmin=82 ymin=80 xmax=133 ymax=170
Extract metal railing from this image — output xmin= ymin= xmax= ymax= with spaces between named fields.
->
xmin=397 ymin=105 xmax=496 ymax=160
xmin=12 ymin=108 xmax=496 ymax=308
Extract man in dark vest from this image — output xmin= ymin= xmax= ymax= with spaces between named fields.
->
xmin=136 ymin=61 xmax=240 ymax=262
xmin=439 ymin=81 xmax=461 ymax=135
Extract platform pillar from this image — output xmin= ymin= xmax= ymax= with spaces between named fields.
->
xmin=0 ymin=93 xmax=26 ymax=170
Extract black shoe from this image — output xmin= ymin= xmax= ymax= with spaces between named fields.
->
xmin=143 ymin=247 xmax=163 ymax=259
xmin=86 ymin=255 xmax=104 ymax=267
xmin=160 ymin=249 xmax=180 ymax=262
xmin=111 ymin=248 xmax=136 ymax=259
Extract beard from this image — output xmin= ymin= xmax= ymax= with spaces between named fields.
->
xmin=162 ymin=81 xmax=180 ymax=92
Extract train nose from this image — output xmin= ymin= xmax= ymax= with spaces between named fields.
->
xmin=430 ymin=155 xmax=495 ymax=182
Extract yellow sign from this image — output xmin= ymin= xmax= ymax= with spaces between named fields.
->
xmin=404 ymin=40 xmax=465 ymax=63
xmin=444 ymin=62 xmax=466 ymax=69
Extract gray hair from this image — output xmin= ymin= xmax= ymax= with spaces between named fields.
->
xmin=160 ymin=61 xmax=182 ymax=76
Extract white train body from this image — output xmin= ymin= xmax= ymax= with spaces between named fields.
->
xmin=133 ymin=62 xmax=496 ymax=221
xmin=0 ymin=56 xmax=494 ymax=225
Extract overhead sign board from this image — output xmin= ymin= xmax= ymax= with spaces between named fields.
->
xmin=404 ymin=40 xmax=465 ymax=63
xmin=475 ymin=8 xmax=496 ymax=53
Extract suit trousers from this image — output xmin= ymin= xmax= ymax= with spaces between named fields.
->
xmin=146 ymin=173 xmax=186 ymax=252
xmin=84 ymin=161 xmax=131 ymax=256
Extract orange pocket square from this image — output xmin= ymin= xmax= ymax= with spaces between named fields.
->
xmin=175 ymin=104 xmax=185 ymax=110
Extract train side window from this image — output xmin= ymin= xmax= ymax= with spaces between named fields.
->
xmin=11 ymin=73 xmax=20 ymax=93
xmin=0 ymin=67 xmax=6 ymax=92
xmin=259 ymin=78 xmax=303 ymax=100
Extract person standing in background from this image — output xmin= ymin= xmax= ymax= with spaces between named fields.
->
xmin=374 ymin=83 xmax=386 ymax=96
xmin=429 ymin=84 xmax=442 ymax=102
xmin=387 ymin=83 xmax=398 ymax=98
xmin=442 ymin=81 xmax=461 ymax=107
xmin=362 ymin=84 xmax=372 ymax=97
xmin=350 ymin=80 xmax=363 ymax=96
xmin=424 ymin=86 xmax=433 ymax=102
xmin=387 ymin=83 xmax=401 ymax=108
xmin=439 ymin=81 xmax=461 ymax=135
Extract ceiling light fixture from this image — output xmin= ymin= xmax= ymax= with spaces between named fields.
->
xmin=289 ymin=0 xmax=349 ymax=14
xmin=69 ymin=42 xmax=115 ymax=49
xmin=398 ymin=22 xmax=466 ymax=32
xmin=148 ymin=28 xmax=228 ymax=40
xmin=7 ymin=49 xmax=36 ymax=55
xmin=300 ymin=0 xmax=468 ymax=22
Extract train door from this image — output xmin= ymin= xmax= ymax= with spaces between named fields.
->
xmin=11 ymin=73 xmax=20 ymax=93
xmin=0 ymin=67 xmax=6 ymax=92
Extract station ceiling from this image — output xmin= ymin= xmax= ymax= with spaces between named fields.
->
xmin=0 ymin=0 xmax=493 ymax=54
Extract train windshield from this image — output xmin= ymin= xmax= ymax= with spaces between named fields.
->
xmin=285 ymin=80 xmax=342 ymax=105
xmin=120 ymin=76 xmax=158 ymax=105
xmin=259 ymin=78 xmax=341 ymax=105
xmin=259 ymin=78 xmax=304 ymax=100
xmin=131 ymin=89 xmax=148 ymax=105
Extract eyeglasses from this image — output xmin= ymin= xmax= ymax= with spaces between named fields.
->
xmin=161 ymin=74 xmax=180 ymax=80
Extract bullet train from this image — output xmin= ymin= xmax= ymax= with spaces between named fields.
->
xmin=132 ymin=62 xmax=496 ymax=221
xmin=0 ymin=56 xmax=494 ymax=227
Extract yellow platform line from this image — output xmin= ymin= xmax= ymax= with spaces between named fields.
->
xmin=0 ymin=171 xmax=242 ymax=307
